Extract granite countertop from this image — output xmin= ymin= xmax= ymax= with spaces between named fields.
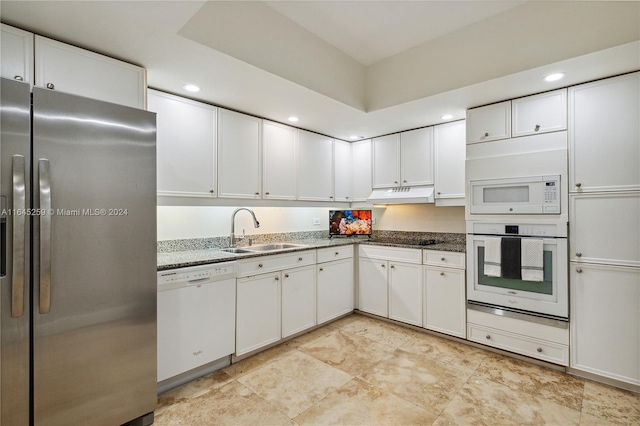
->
xmin=158 ymin=234 xmax=466 ymax=271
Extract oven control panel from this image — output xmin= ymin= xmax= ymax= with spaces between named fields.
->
xmin=467 ymin=221 xmax=568 ymax=238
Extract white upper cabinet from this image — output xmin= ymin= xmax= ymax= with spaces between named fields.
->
xmin=512 ymin=89 xmax=567 ymax=137
xmin=434 ymin=120 xmax=465 ymax=205
xmin=351 ymin=139 xmax=372 ymax=202
xmin=569 ymin=72 xmax=640 ymax=193
xmin=217 ymin=109 xmax=262 ymax=199
xmin=334 ymin=139 xmax=352 ymax=202
xmin=466 ymin=100 xmax=511 ymax=144
xmin=148 ymin=90 xmax=216 ymax=197
xmin=372 ymin=129 xmax=433 ymax=188
xmin=400 ymin=127 xmax=434 ymax=186
xmin=297 ymin=130 xmax=334 ymax=201
xmin=34 ymin=35 xmax=146 ymax=109
xmin=372 ymin=134 xmax=401 ymax=188
xmin=263 ymin=121 xmax=297 ymax=200
xmin=1 ymin=24 xmax=33 ymax=84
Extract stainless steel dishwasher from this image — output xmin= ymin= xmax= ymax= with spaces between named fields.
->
xmin=157 ymin=261 xmax=237 ymax=393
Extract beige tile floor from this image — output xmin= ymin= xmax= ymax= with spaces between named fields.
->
xmin=155 ymin=313 xmax=640 ymax=425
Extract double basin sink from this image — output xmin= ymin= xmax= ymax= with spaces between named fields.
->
xmin=220 ymin=243 xmax=308 ymax=254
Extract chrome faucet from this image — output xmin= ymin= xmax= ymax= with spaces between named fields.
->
xmin=230 ymin=208 xmax=260 ymax=247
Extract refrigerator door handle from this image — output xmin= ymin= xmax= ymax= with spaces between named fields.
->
xmin=39 ymin=158 xmax=52 ymax=314
xmin=11 ymin=155 xmax=26 ymax=318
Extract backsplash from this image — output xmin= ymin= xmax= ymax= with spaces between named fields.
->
xmin=157 ymin=230 xmax=465 ymax=253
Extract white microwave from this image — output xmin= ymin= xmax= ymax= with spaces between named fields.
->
xmin=470 ymin=175 xmax=560 ymax=215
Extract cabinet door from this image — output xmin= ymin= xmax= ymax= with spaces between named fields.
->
xmin=351 ymin=139 xmax=372 ymax=202
xmin=317 ymin=258 xmax=354 ymax=324
xmin=148 ymin=90 xmax=216 ymax=197
xmin=570 ymin=192 xmax=640 ymax=267
xmin=263 ymin=121 xmax=297 ymax=200
xmin=298 ymin=130 xmax=334 ymax=201
xmin=217 ymin=109 xmax=262 ymax=199
xmin=388 ymin=262 xmax=423 ymax=326
xmin=282 ymin=266 xmax=316 ymax=338
xmin=334 ymin=139 xmax=352 ymax=201
xmin=570 ymin=263 xmax=640 ymax=386
xmin=424 ymin=267 xmax=466 ymax=338
xmin=372 ymin=134 xmax=400 ymax=188
xmin=512 ymin=89 xmax=567 ymax=137
xmin=358 ymin=259 xmax=388 ymax=317
xmin=466 ymin=101 xmax=511 ymax=144
xmin=569 ymin=72 xmax=640 ymax=192
xmin=236 ymin=273 xmax=281 ymax=356
xmin=1 ymin=24 xmax=33 ymax=84
xmin=400 ymin=127 xmax=433 ymax=186
xmin=34 ymin=36 xmax=145 ymax=109
xmin=434 ymin=120 xmax=465 ymax=204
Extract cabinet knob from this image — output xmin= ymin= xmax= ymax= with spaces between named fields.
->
xmin=346 ymin=196 xmax=349 ymax=199
xmin=255 ymin=192 xmax=260 ymax=196
xmin=484 ymin=132 xmax=489 ymax=137
xmin=46 ymin=83 xmax=55 ymax=90
xmin=319 ymin=268 xmax=324 ymax=272
xmin=403 ymin=180 xmax=407 ymax=183
xmin=284 ymin=274 xmax=289 ymax=278
xmin=576 ymin=183 xmax=582 ymax=188
xmin=485 ymin=335 xmax=491 ymax=340
xmin=437 ymin=192 xmax=441 ymax=195
xmin=576 ymin=252 xmax=582 ymax=258
xmin=258 ymin=263 xmax=263 ymax=268
xmin=537 ymin=347 xmax=543 ymax=353
xmin=265 ymin=192 xmax=270 ymax=195
xmin=329 ymin=196 xmax=333 ymax=199
xmin=381 ymin=264 xmax=385 ymax=268
xmin=390 ymin=265 xmax=395 ymax=269
xmin=534 ymin=124 xmax=541 ymax=132
xmin=576 ymin=268 xmax=583 ymax=273
xmin=394 ymin=181 xmax=398 ymax=184
xmin=14 ymin=75 xmax=23 ymax=81
xmin=440 ymin=272 xmax=445 ymax=276
xmin=441 ymin=257 xmax=446 ymax=261
xmin=298 ymin=257 xmax=303 ymax=261
xmin=209 ymin=189 xmax=214 ymax=194
xmin=275 ymin=276 xmax=279 ymax=281
xmin=335 ymin=252 xmax=339 ymax=256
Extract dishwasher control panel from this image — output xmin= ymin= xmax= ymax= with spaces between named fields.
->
xmin=158 ymin=261 xmax=238 ymax=290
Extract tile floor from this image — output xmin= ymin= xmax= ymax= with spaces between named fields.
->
xmin=155 ymin=313 xmax=640 ymax=425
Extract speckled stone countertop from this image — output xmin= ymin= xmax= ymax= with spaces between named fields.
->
xmin=158 ymin=230 xmax=466 ymax=271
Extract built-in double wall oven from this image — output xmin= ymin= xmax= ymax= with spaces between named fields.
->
xmin=466 ymin=220 xmax=568 ymax=320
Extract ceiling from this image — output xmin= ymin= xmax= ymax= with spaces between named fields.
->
xmin=1 ymin=1 xmax=639 ymax=140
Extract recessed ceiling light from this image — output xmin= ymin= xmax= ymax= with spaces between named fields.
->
xmin=183 ymin=84 xmax=201 ymax=92
xmin=441 ymin=114 xmax=454 ymax=120
xmin=350 ymin=135 xmax=359 ymax=140
xmin=544 ymin=73 xmax=565 ymax=82
xmin=288 ymin=116 xmax=299 ymax=122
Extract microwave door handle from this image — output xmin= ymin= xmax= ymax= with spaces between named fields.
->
xmin=11 ymin=155 xmax=26 ymax=318
xmin=38 ymin=159 xmax=52 ymax=314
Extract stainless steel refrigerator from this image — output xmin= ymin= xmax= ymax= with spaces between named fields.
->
xmin=1 ymin=78 xmax=157 ymax=425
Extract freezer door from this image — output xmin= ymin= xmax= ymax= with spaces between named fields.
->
xmin=0 ymin=78 xmax=32 ymax=426
xmin=31 ymin=87 xmax=157 ymax=425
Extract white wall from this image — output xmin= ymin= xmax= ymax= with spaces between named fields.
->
xmin=157 ymin=204 xmax=466 ymax=241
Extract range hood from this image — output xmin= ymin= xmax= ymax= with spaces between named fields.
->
xmin=366 ymin=186 xmax=435 ymax=204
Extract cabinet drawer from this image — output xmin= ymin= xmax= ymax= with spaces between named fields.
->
xmin=238 ymin=250 xmax=316 ymax=277
xmin=423 ymin=250 xmax=465 ymax=269
xmin=317 ymin=245 xmax=353 ymax=263
xmin=468 ymin=323 xmax=568 ymax=366
xmin=359 ymin=245 xmax=422 ymax=264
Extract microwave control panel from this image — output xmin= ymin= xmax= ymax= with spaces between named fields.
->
xmin=543 ymin=178 xmax=559 ymax=213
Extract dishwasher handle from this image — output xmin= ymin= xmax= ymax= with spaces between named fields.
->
xmin=187 ymin=277 xmax=211 ymax=285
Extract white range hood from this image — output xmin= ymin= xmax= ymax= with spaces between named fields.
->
xmin=366 ymin=186 xmax=435 ymax=204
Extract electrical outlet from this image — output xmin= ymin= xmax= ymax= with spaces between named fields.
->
xmin=372 ymin=218 xmax=376 ymax=225
xmin=313 ymin=218 xmax=320 ymax=226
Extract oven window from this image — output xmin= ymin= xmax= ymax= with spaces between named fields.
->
xmin=477 ymin=247 xmax=553 ymax=295
xmin=483 ymin=186 xmax=529 ymax=203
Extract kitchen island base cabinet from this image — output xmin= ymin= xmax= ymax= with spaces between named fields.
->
xmin=282 ymin=266 xmax=317 ymax=338
xmin=236 ymin=274 xmax=281 ymax=356
xmin=570 ymin=263 xmax=640 ymax=386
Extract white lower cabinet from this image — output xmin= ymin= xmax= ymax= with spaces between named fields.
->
xmin=236 ymin=273 xmax=281 ymax=356
xmin=281 ymin=265 xmax=316 ymax=338
xmin=424 ymin=267 xmax=465 ymax=338
xmin=570 ymin=263 xmax=640 ymax=385
xmin=389 ymin=262 xmax=423 ymax=326
xmin=317 ymin=245 xmax=354 ymax=324
xmin=423 ymin=250 xmax=466 ymax=338
xmin=358 ymin=246 xmax=423 ymax=324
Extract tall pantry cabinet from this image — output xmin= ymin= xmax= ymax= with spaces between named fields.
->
xmin=568 ymin=72 xmax=640 ymax=387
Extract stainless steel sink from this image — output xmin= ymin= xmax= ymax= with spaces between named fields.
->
xmin=219 ymin=247 xmax=254 ymax=254
xmin=245 ymin=243 xmax=308 ymax=252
